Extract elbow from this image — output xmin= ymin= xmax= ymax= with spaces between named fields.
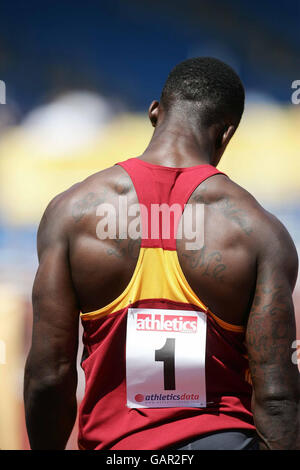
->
xmin=263 ymin=398 xmax=298 ymax=417
xmin=253 ymin=395 xmax=299 ymax=450
xmin=24 ymin=367 xmax=77 ymax=422
xmin=24 ymin=360 xmax=77 ymax=403
xmin=254 ymin=390 xmax=298 ymax=418
xmin=24 ymin=360 xmax=78 ymax=450
xmin=254 ymin=381 xmax=299 ymax=409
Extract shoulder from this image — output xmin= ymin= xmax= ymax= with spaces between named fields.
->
xmin=194 ymin=173 xmax=298 ymax=286
xmin=223 ymin=175 xmax=297 ymax=246
xmin=212 ymin=175 xmax=298 ymax=286
xmin=37 ymin=164 xmax=129 ymax=258
xmin=193 ymin=173 xmax=266 ymax=237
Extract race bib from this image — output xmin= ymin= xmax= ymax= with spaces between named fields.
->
xmin=126 ymin=308 xmax=207 ymax=408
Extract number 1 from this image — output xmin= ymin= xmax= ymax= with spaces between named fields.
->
xmin=155 ymin=338 xmax=176 ymax=390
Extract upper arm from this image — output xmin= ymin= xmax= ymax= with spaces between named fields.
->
xmin=27 ymin=195 xmax=80 ymax=382
xmin=246 ymin=211 xmax=299 ymax=402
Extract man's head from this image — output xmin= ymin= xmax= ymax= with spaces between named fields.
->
xmin=149 ymin=57 xmax=245 ymax=163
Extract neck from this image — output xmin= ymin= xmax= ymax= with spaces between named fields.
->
xmin=141 ymin=119 xmax=217 ymax=168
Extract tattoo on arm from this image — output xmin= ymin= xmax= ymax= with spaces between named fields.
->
xmin=216 ymin=197 xmax=253 ymax=236
xmin=247 ymin=270 xmax=294 ymax=360
xmin=246 ymin=268 xmax=299 ymax=449
xmin=72 ymin=191 xmax=107 ymax=222
xmin=194 ymin=187 xmax=253 ymax=236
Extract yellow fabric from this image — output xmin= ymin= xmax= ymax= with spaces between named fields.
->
xmin=80 ymin=247 xmax=245 ymax=333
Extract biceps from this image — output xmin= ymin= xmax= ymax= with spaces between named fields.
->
xmin=30 ymin=246 xmax=80 ymax=370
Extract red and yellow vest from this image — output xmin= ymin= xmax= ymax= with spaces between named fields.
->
xmin=78 ymin=158 xmax=254 ymax=450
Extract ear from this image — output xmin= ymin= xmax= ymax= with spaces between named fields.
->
xmin=213 ymin=124 xmax=236 ymax=166
xmin=217 ymin=124 xmax=236 ymax=150
xmin=148 ymin=100 xmax=160 ymax=127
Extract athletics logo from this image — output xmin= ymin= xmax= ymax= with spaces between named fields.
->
xmin=136 ymin=312 xmax=198 ymax=333
xmin=134 ymin=394 xmax=145 ymax=403
xmin=134 ymin=392 xmax=200 ymax=403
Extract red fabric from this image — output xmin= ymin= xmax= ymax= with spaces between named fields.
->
xmin=78 ymin=300 xmax=254 ymax=450
xmin=117 ymin=158 xmax=223 ymax=250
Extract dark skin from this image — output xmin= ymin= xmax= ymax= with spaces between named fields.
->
xmin=24 ymin=99 xmax=299 ymax=450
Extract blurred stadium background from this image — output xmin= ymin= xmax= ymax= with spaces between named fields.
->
xmin=0 ymin=0 xmax=299 ymax=450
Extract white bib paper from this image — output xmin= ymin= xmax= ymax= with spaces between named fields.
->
xmin=126 ymin=308 xmax=207 ymax=408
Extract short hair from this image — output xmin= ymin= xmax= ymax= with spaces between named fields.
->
xmin=160 ymin=57 xmax=245 ymax=127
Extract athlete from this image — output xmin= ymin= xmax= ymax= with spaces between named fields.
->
xmin=24 ymin=57 xmax=299 ymax=450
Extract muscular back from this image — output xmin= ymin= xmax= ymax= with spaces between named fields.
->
xmin=49 ymin=163 xmax=262 ymax=326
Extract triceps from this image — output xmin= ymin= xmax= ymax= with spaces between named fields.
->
xmin=246 ymin=267 xmax=299 ymax=449
xmin=246 ymin=268 xmax=296 ymax=372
